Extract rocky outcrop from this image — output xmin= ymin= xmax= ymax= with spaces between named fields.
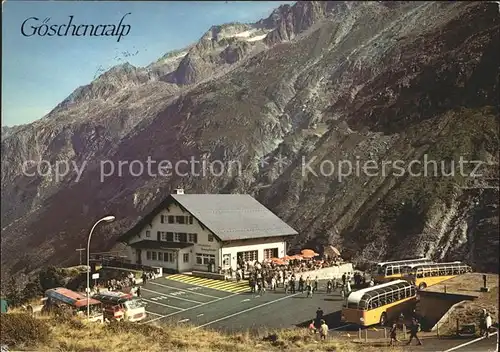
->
xmin=1 ymin=1 xmax=499 ymax=276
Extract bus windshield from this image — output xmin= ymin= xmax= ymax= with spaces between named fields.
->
xmin=76 ymin=303 xmax=102 ymax=316
xmin=124 ymin=299 xmax=145 ymax=310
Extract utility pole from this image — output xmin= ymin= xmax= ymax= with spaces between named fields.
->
xmin=76 ymin=247 xmax=85 ymax=266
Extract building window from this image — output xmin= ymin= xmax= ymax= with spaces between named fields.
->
xmin=208 ymin=234 xmax=214 ymax=242
xmin=163 ymin=253 xmax=168 ymax=262
xmin=173 ymin=233 xmax=187 ymax=242
xmin=238 ymin=250 xmax=258 ymax=262
xmin=152 ymin=252 xmax=157 ymax=261
xmin=146 ymin=251 xmax=151 ymax=260
xmin=176 ymin=216 xmax=185 ymax=224
xmin=158 ymin=252 xmax=163 ymax=261
xmin=168 ymin=215 xmax=175 ymax=224
xmin=189 ymin=216 xmax=194 ymax=224
xmin=183 ymin=253 xmax=189 ymax=263
xmin=264 ymin=248 xmax=279 ymax=260
xmin=188 ymin=233 xmax=198 ymax=243
xmin=160 ymin=232 xmax=167 ymax=241
xmin=145 ymin=230 xmax=151 ymax=238
xmin=168 ymin=253 xmax=174 ymax=262
xmin=196 ymin=253 xmax=215 ymax=265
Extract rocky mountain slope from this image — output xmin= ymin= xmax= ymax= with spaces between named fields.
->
xmin=1 ymin=1 xmax=499 ymax=276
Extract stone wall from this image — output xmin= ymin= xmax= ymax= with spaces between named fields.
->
xmin=297 ymin=263 xmax=354 ymax=280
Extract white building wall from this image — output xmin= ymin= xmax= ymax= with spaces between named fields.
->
xmin=178 ymin=247 xmax=193 ymax=272
xmin=125 ymin=202 xmax=221 ymax=271
xmin=221 ymin=238 xmax=288 ymax=270
xmin=138 ymin=250 xmax=178 ymax=271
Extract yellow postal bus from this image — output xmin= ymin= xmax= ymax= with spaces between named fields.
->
xmin=341 ymin=280 xmax=417 ymax=326
xmin=404 ymin=261 xmax=472 ymax=290
xmin=373 ymin=258 xmax=434 ymax=283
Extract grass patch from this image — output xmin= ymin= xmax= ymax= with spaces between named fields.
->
xmin=0 ymin=313 xmax=52 ymax=348
xmin=0 ymin=312 xmax=405 ymax=352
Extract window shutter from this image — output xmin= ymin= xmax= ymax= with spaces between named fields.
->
xmin=157 ymin=231 xmax=161 ymax=241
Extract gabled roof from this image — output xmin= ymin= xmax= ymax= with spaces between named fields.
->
xmin=119 ymin=194 xmax=298 ymax=242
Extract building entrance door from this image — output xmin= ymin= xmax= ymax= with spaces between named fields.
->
xmin=222 ymin=254 xmax=231 ymax=269
xmin=136 ymin=249 xmax=142 ymax=264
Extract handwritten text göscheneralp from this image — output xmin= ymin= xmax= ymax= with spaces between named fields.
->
xmin=21 ymin=13 xmax=131 ymax=42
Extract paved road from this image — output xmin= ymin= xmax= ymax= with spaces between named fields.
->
xmin=140 ymin=275 xmax=498 ymax=351
xmin=141 ymin=275 xmax=344 ymax=332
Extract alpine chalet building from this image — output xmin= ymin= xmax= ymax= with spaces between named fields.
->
xmin=119 ymin=190 xmax=298 ymax=273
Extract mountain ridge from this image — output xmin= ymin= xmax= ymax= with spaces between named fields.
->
xmin=1 ymin=1 xmax=498 ymax=278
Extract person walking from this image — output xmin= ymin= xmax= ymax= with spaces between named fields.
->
xmin=136 ymin=285 xmax=141 ymax=298
xmin=259 ymin=280 xmax=266 ymax=296
xmin=326 ymin=280 xmax=332 ymax=294
xmin=290 ymin=277 xmax=296 ymax=294
xmin=485 ymin=312 xmax=492 ymax=338
xmin=306 ymin=283 xmax=313 ymax=298
xmin=480 ymin=310 xmax=492 ymax=338
xmin=315 ymin=307 xmax=324 ymax=329
xmin=313 ymin=277 xmax=319 ymax=293
xmin=319 ymin=320 xmax=329 ymax=340
xmin=299 ymin=275 xmax=305 ymax=292
xmin=309 ymin=320 xmax=317 ymax=334
xmin=389 ymin=323 xmax=399 ymax=346
xmin=406 ymin=318 xmax=423 ymax=346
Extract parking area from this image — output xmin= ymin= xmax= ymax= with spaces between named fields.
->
xmin=138 ymin=275 xmax=498 ymax=351
xmin=140 ymin=275 xmax=346 ymax=332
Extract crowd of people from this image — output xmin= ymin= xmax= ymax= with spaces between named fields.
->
xmin=226 ymin=259 xmax=373 ymax=297
xmin=89 ymin=268 xmax=158 ymax=296
xmin=227 ymin=256 xmax=347 ymax=279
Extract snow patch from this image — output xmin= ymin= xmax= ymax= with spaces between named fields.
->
xmin=163 ymin=51 xmax=187 ymax=63
xmin=232 ymin=30 xmax=255 ymax=38
xmin=246 ymin=34 xmax=267 ymax=42
xmin=218 ymin=29 xmax=270 ymax=42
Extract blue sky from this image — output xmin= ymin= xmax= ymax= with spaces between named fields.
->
xmin=2 ymin=1 xmax=294 ymax=127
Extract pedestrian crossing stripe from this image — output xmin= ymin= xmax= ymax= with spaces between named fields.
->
xmin=166 ymin=274 xmax=249 ymax=293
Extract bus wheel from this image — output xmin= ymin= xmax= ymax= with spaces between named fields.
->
xmin=380 ymin=312 xmax=387 ymax=326
xmin=418 ymin=283 xmax=427 ymax=290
